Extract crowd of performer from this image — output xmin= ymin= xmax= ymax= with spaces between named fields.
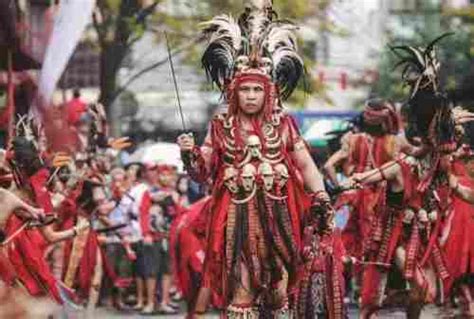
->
xmin=1 ymin=1 xmax=474 ymax=319
xmin=0 ymin=93 xmax=213 ymax=316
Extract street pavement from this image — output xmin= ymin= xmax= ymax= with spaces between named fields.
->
xmin=83 ymin=304 xmax=451 ymax=318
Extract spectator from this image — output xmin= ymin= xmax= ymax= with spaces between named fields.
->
xmin=102 ymin=168 xmax=135 ymax=310
xmin=150 ymin=164 xmax=182 ymax=313
xmin=66 ymin=88 xmax=87 ymax=126
xmin=123 ymin=164 xmax=161 ymax=314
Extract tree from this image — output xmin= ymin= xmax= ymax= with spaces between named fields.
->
xmin=92 ymin=0 xmax=155 ymax=114
xmin=371 ymin=2 xmax=474 ymax=107
xmin=91 ymin=0 xmax=330 ymax=136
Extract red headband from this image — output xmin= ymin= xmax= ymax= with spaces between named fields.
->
xmin=226 ymin=70 xmax=276 ymax=119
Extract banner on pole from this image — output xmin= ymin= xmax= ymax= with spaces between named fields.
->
xmin=37 ymin=0 xmax=95 ymax=106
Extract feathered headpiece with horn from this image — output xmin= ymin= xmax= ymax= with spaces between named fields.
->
xmin=390 ymin=33 xmax=452 ymax=98
xmin=392 ymin=33 xmax=456 ymax=150
xmin=8 ymin=117 xmax=43 ymax=184
xmin=201 ymin=0 xmax=304 ymax=101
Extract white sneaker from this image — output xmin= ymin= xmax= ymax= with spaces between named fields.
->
xmin=140 ymin=304 xmax=154 ymax=315
xmin=159 ymin=303 xmax=178 ymax=314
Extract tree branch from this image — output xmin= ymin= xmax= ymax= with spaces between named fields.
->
xmin=109 ymin=37 xmax=200 ymax=104
xmin=92 ymin=11 xmax=107 ymax=49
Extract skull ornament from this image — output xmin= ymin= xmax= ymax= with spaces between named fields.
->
xmin=260 ymin=57 xmax=273 ymax=75
xmin=418 ymin=209 xmax=429 ymax=223
xmin=246 ymin=135 xmax=262 ymax=159
xmin=403 ymin=208 xmax=415 ymax=224
xmin=258 ymin=162 xmax=274 ymax=191
xmin=235 ymin=55 xmax=250 ymax=72
xmin=274 ymin=163 xmax=289 ymax=187
xmin=428 ymin=210 xmax=438 ymax=222
xmin=223 ymin=166 xmax=239 ymax=193
xmin=241 ymin=164 xmax=257 ymax=192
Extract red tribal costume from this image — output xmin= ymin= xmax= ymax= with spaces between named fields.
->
xmin=336 ymin=100 xmax=400 ymax=263
xmin=170 ymin=196 xmax=212 ymax=316
xmin=4 ymin=139 xmax=62 ymax=302
xmin=442 ymin=159 xmax=474 ymax=294
xmin=354 ymin=34 xmax=457 ymax=318
xmin=182 ymin=1 xmax=344 ymax=317
xmin=61 ymin=178 xmax=119 ymax=304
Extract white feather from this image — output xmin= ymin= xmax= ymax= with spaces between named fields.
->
xmin=272 ymin=47 xmax=303 ymax=68
xmin=200 ymin=15 xmax=242 ymax=52
xmin=263 ymin=23 xmax=299 ymax=53
xmin=247 ymin=12 xmax=271 ymax=47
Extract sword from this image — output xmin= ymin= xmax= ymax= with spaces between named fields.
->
xmin=353 ymin=259 xmax=391 ymax=267
xmin=164 ymin=31 xmax=187 ymax=131
xmin=94 ymin=223 xmax=127 ymax=234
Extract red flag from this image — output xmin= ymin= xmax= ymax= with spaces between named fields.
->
xmin=340 ymin=72 xmax=348 ymax=90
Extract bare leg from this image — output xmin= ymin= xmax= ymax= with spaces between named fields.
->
xmin=146 ymin=278 xmax=156 ymax=308
xmin=161 ymin=274 xmax=172 ymax=305
xmin=87 ymin=250 xmax=103 ymax=312
xmin=460 ymin=284 xmax=474 ymax=317
xmin=230 ymin=261 xmax=254 ymax=305
xmin=227 ymin=262 xmax=257 ymax=318
xmin=394 ymin=247 xmax=428 ymax=319
xmin=136 ymin=278 xmax=144 ymax=308
xmin=140 ymin=277 xmax=156 ymax=313
xmin=270 ymin=270 xmax=290 ymax=318
xmin=360 ymin=265 xmax=387 ymax=319
xmin=193 ymin=287 xmax=211 ymax=315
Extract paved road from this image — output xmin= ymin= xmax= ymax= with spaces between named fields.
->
xmin=76 ymin=305 xmax=452 ymax=318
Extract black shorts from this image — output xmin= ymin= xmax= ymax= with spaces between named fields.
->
xmin=156 ymin=239 xmax=171 ymax=275
xmin=132 ymin=241 xmax=159 ymax=279
xmin=105 ymin=243 xmax=133 ymax=279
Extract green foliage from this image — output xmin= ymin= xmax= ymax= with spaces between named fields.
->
xmin=94 ymin=0 xmax=335 ymax=110
xmin=371 ymin=7 xmax=474 ymax=105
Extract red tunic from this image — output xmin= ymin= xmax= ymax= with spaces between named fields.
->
xmin=170 ymin=197 xmax=211 ymax=301
xmin=4 ymin=169 xmax=62 ymax=303
xmin=441 ymin=160 xmax=474 ymax=294
xmin=337 ymin=134 xmax=397 ymax=262
xmin=189 ymin=113 xmax=311 ymax=307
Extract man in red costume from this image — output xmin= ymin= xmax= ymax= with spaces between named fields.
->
xmin=324 ymin=99 xmax=400 ymax=292
xmin=344 ymin=34 xmax=459 ymax=318
xmin=177 ymin=1 xmax=342 ymax=317
xmin=439 ymin=109 xmax=474 ymax=316
xmin=4 ymin=134 xmax=89 ymax=304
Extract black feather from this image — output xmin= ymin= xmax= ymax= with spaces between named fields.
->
xmin=12 ymin=137 xmax=42 ymax=177
xmin=424 ymin=32 xmax=454 ymax=57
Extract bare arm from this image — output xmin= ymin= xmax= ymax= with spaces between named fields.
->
xmin=40 ymin=218 xmax=89 ymax=243
xmin=41 ymin=225 xmax=76 ymax=243
xmin=449 ymin=174 xmax=474 ymax=204
xmin=0 ymin=189 xmax=44 ymax=225
xmin=291 ymin=141 xmax=326 ymax=193
xmin=349 ymin=160 xmax=404 ymax=193
xmin=323 ymin=149 xmax=348 ymax=187
xmin=398 ymin=135 xmax=425 ymax=157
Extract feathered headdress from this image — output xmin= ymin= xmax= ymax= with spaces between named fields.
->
xmin=10 ymin=115 xmax=44 ymax=178
xmin=390 ymin=33 xmax=453 ymax=98
xmin=392 ymin=33 xmax=455 ymax=150
xmin=201 ymin=0 xmax=304 ymax=100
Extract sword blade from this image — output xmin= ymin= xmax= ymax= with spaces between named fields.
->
xmin=164 ymin=31 xmax=186 ymax=131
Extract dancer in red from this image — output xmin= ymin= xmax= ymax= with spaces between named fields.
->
xmin=5 ymin=133 xmax=89 ymax=303
xmin=441 ymin=112 xmax=474 ymax=316
xmin=177 ymin=1 xmax=341 ymax=317
xmin=170 ymin=196 xmax=212 ymax=317
xmin=325 ymin=99 xmax=400 ymax=270
xmin=345 ymin=34 xmax=457 ymax=318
